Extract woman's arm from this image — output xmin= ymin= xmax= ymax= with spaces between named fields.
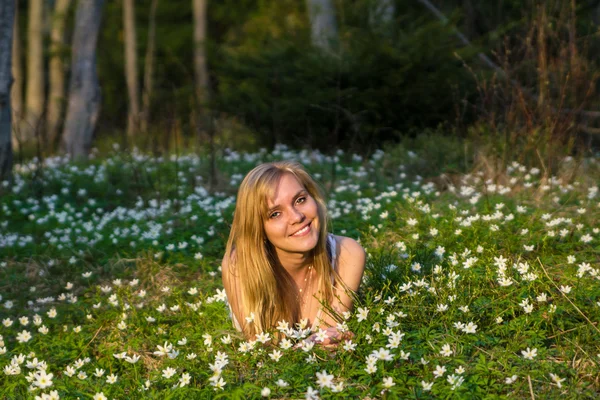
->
xmin=320 ymin=235 xmax=366 ymax=330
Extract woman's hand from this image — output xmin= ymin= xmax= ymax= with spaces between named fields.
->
xmin=306 ymin=327 xmax=354 ymax=347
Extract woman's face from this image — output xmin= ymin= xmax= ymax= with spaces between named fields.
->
xmin=263 ymin=173 xmax=320 ymax=257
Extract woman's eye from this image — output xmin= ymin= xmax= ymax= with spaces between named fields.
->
xmin=269 ymin=211 xmax=281 ymax=219
xmin=296 ymin=196 xmax=306 ymax=204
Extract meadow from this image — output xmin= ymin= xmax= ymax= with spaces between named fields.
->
xmin=0 ymin=142 xmax=599 ymax=399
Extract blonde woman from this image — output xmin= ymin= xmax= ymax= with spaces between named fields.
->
xmin=221 ymin=161 xmax=366 ymax=343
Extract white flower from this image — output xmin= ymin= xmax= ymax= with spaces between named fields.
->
xmin=560 ymin=285 xmax=572 ymax=294
xmin=549 ymin=373 xmax=566 ymax=388
xmin=521 ymin=347 xmax=537 ymax=360
xmin=106 ymin=373 xmax=118 ymax=384
xmin=440 ymin=344 xmax=453 ymax=357
xmin=356 ymin=307 xmax=369 ymax=322
xmin=162 ymin=367 xmax=177 ymax=379
xmin=505 ymin=375 xmax=518 ymax=384
xmin=382 ymin=376 xmax=395 ymax=389
xmin=276 ymin=379 xmax=289 ymax=387
xmin=179 ymin=372 xmax=191 ymax=387
xmin=93 ymin=393 xmax=107 ymax=400
xmin=315 ymin=370 xmax=334 ymax=389
xmin=421 ymin=380 xmax=433 ymax=391
xmin=433 ymin=365 xmax=446 ymax=378
xmin=261 ymin=387 xmax=271 ymax=397
xmin=16 ymin=330 xmax=32 ymax=343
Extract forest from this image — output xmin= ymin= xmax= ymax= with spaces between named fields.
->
xmin=0 ymin=1 xmax=600 ymax=399
xmin=1 ymin=0 xmax=600 ymax=176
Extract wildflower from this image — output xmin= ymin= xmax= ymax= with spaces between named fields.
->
xmin=433 ymin=365 xmax=446 ymax=378
xmin=124 ymin=354 xmax=140 ymax=364
xmin=382 ymin=376 xmax=395 ymax=389
xmin=549 ymin=373 xmax=565 ymax=388
xmin=106 ymin=373 xmax=118 ymax=384
xmin=505 ymin=375 xmax=518 ymax=384
xmin=179 ymin=372 xmax=191 ymax=387
xmin=276 ymin=379 xmax=289 ymax=387
xmin=421 ymin=381 xmax=433 ymax=391
xmin=154 ymin=342 xmax=173 ymax=357
xmin=93 ymin=393 xmax=107 ymax=400
xmin=269 ymin=350 xmax=282 ymax=362
xmin=521 ymin=347 xmax=538 ymax=360
xmin=455 ymin=366 xmax=465 ymax=374
xmin=255 ymin=332 xmax=271 ymax=344
xmin=440 ymin=344 xmax=453 ymax=357
xmin=16 ymin=330 xmax=32 ymax=343
xmin=33 ymin=370 xmax=53 ymax=389
xmin=560 ymin=285 xmax=572 ymax=294
xmin=356 ymin=307 xmax=369 ymax=322
xmin=261 ymin=387 xmax=271 ymax=397
xmin=315 ymin=370 xmax=334 ymax=389
xmin=305 ymin=386 xmax=319 ymax=399
xmin=162 ymin=367 xmax=177 ymax=379
xmin=463 ymin=322 xmax=477 ymax=333
xmin=343 ymin=340 xmax=357 ymax=351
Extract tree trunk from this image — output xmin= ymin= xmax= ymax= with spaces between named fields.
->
xmin=305 ymin=0 xmax=338 ymax=53
xmin=192 ymin=0 xmax=215 ymax=187
xmin=11 ymin=0 xmax=22 ymax=147
xmin=140 ymin=0 xmax=158 ymax=134
xmin=0 ymin=0 xmax=16 ymax=179
xmin=22 ymin=0 xmax=45 ymax=143
xmin=62 ymin=0 xmax=104 ymax=159
xmin=192 ymin=0 xmax=209 ymax=115
xmin=47 ymin=0 xmax=72 ymax=150
xmin=124 ymin=0 xmax=140 ymax=138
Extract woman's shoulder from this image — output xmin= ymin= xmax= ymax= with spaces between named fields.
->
xmin=330 ymin=234 xmax=364 ymax=253
xmin=330 ymin=234 xmax=366 ymax=267
xmin=329 ymin=234 xmax=365 ymax=291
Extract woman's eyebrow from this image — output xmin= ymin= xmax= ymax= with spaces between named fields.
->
xmin=267 ymin=190 xmax=306 ymax=213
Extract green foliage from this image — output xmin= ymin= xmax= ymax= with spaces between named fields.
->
xmin=1 ymin=140 xmax=599 ymax=398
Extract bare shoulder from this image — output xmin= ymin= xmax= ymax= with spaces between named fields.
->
xmin=333 ymin=235 xmax=366 ymax=263
xmin=332 ymin=235 xmax=366 ymax=291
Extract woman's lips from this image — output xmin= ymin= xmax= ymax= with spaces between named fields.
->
xmin=291 ymin=222 xmax=311 ymax=237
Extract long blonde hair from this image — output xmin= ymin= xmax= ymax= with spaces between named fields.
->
xmin=224 ymin=161 xmax=339 ymax=338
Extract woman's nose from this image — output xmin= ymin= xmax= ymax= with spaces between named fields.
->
xmin=291 ymin=207 xmax=305 ymax=223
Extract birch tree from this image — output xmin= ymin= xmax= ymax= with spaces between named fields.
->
xmin=141 ymin=0 xmax=158 ymax=134
xmin=124 ymin=0 xmax=140 ymax=137
xmin=47 ymin=0 xmax=72 ymax=149
xmin=0 ymin=0 xmax=15 ymax=179
xmin=193 ymin=0 xmax=209 ymax=116
xmin=305 ymin=0 xmax=338 ymax=52
xmin=22 ymin=0 xmax=45 ymax=143
xmin=11 ymin=0 xmax=22 ymax=145
xmin=62 ymin=0 xmax=104 ymax=159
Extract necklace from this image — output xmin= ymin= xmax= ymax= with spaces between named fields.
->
xmin=297 ymin=264 xmax=313 ymax=309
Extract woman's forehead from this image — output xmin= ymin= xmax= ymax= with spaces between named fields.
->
xmin=266 ymin=173 xmax=305 ymax=207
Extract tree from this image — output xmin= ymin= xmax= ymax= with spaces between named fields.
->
xmin=22 ymin=0 xmax=45 ymax=143
xmin=0 ymin=0 xmax=16 ymax=179
xmin=193 ymin=0 xmax=209 ymax=117
xmin=305 ymin=0 xmax=338 ymax=52
xmin=47 ymin=0 xmax=73 ymax=150
xmin=10 ymin=0 xmax=22 ymax=147
xmin=140 ymin=0 xmax=158 ymax=134
xmin=124 ymin=0 xmax=140 ymax=137
xmin=62 ymin=0 xmax=105 ymax=159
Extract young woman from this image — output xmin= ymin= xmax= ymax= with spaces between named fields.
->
xmin=221 ymin=161 xmax=366 ymax=342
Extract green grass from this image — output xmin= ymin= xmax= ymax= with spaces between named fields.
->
xmin=0 ymin=142 xmax=599 ymax=399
